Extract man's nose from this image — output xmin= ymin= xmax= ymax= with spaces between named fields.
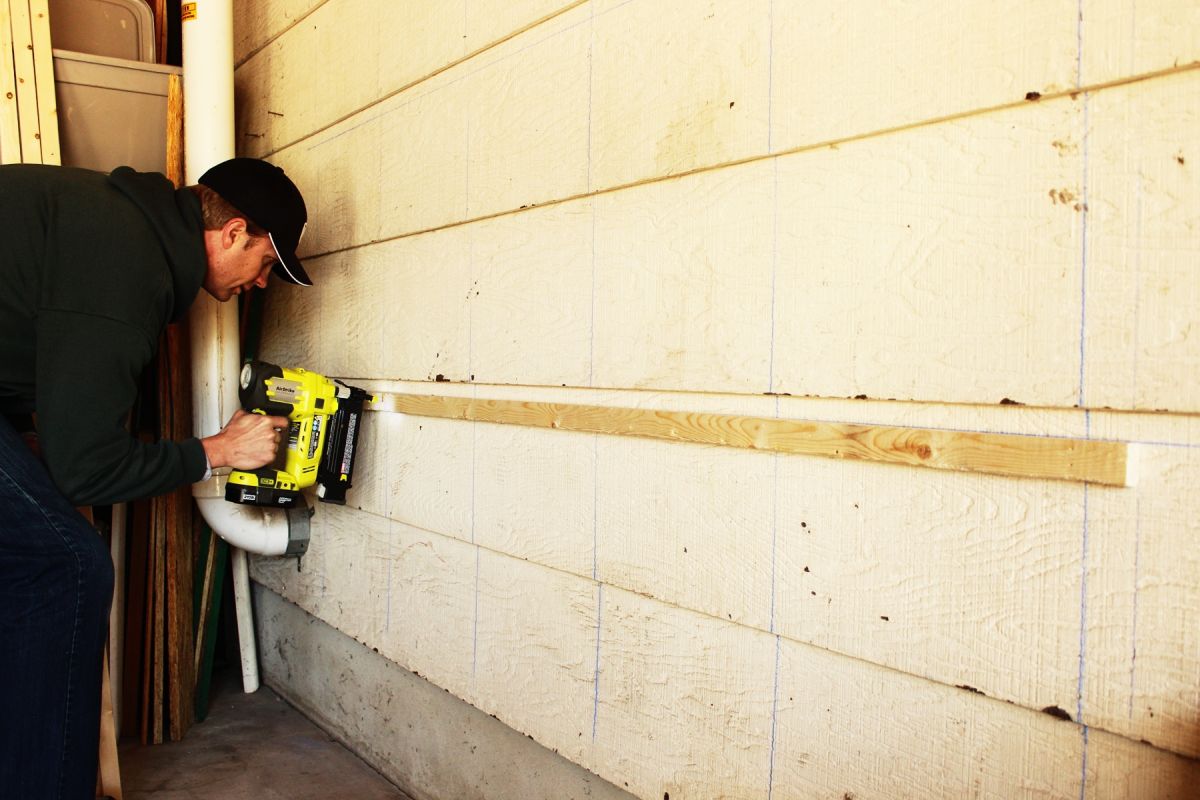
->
xmin=253 ymin=270 xmax=270 ymax=289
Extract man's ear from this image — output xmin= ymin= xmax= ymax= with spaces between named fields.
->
xmin=220 ymin=217 xmax=249 ymax=249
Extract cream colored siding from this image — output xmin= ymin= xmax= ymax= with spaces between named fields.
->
xmin=239 ymin=0 xmax=1200 ymax=796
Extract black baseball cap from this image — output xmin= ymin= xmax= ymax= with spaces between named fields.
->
xmin=198 ymin=158 xmax=312 ymax=286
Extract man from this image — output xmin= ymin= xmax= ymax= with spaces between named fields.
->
xmin=0 ymin=157 xmax=310 ymax=798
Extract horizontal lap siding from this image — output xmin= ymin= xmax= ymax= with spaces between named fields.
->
xmin=252 ymin=380 xmax=1200 ymax=760
xmin=264 ymin=71 xmax=1200 ymax=412
xmin=238 ymin=0 xmax=1200 ymax=795
xmin=251 ymin=504 xmax=1200 ymax=799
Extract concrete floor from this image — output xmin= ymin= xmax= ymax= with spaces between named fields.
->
xmin=119 ymin=671 xmax=414 ymax=800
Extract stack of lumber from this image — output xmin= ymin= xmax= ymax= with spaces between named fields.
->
xmin=114 ymin=73 xmax=206 ymax=745
xmin=117 ymin=329 xmax=197 ymax=745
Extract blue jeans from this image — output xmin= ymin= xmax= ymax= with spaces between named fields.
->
xmin=0 ymin=415 xmax=113 ymax=799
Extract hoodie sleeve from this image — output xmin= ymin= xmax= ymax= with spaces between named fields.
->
xmin=35 ymin=309 xmax=207 ymax=506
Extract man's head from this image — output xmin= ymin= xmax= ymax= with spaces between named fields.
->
xmin=193 ymin=158 xmax=309 ymax=301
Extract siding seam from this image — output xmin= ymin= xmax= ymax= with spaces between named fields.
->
xmin=288 ymin=62 xmax=1200 ymax=266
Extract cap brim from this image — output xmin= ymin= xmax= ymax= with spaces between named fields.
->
xmin=268 ymin=232 xmax=313 ymax=286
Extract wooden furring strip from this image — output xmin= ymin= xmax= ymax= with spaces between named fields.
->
xmin=370 ymin=393 xmax=1129 ymax=487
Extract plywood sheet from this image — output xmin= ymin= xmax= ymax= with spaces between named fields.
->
xmin=1083 ymin=72 xmax=1200 ymax=411
xmin=235 ymin=0 xmax=383 ymax=158
xmin=276 ymin=79 xmax=1198 ymax=413
xmin=466 ymin=0 xmax=583 ymax=53
xmin=473 ymin=423 xmax=595 ymax=576
xmin=473 ymin=549 xmax=598 ymax=765
xmin=469 ymin=199 xmax=594 ymax=388
xmin=589 ymin=0 xmax=770 ymax=188
xmin=380 ymin=520 xmax=477 ymax=693
xmin=233 ymin=0 xmax=325 ymax=64
xmin=326 ymin=380 xmax=1198 ymax=756
xmin=773 ymin=632 xmax=1200 ymax=800
xmin=596 ymin=434 xmax=775 ymax=627
xmin=465 ymin=4 xmax=590 ymax=219
xmin=236 ymin=0 xmax=582 ymax=160
xmin=1081 ymin=0 xmax=1200 ymax=85
xmin=591 ymin=584 xmax=775 ymax=800
xmin=266 ymin=230 xmax=473 ymax=383
xmin=773 ymin=98 xmax=1083 ymax=407
xmin=382 ymin=411 xmax=475 ymax=544
xmin=253 ymin=502 xmax=1200 ymax=798
xmin=592 ymin=160 xmax=775 ymax=393
xmin=770 ymin=1 xmax=1078 ymax=155
xmin=1084 ymin=410 xmax=1200 ymax=755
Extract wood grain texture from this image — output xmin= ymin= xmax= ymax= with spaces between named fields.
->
xmin=0 ymin=0 xmax=21 ymax=163
xmin=330 ymin=380 xmax=1196 ymax=757
xmin=235 ymin=0 xmax=582 ymax=160
xmin=772 ymin=98 xmax=1084 ymax=407
xmin=469 ymin=200 xmax=594 ymax=387
xmin=472 ymin=549 xmax=599 ymax=766
xmin=238 ymin=0 xmax=1200 ymax=793
xmin=593 ymin=584 xmax=776 ymax=800
xmin=266 ymin=71 xmax=1200 ymax=413
xmin=592 ymin=161 xmax=775 ymax=393
xmin=770 ymin=1 xmax=1079 ymax=155
xmin=1083 ymin=410 xmax=1200 ymax=756
xmin=370 ymin=392 xmax=1128 ymax=485
xmin=233 ymin=0 xmax=325 ymax=65
xmin=247 ymin=0 xmax=1200 ymax=254
xmin=772 ymin=625 xmax=1200 ymax=800
xmin=165 ymin=74 xmax=182 ymax=184
xmin=466 ymin=4 xmax=590 ymax=220
xmin=380 ymin=519 xmax=478 ymax=693
xmin=251 ymin=512 xmax=1200 ymax=800
xmin=235 ymin=0 xmax=384 ymax=161
xmin=1083 ymin=73 xmax=1200 ymax=411
xmin=1081 ymin=0 xmax=1200 ymax=85
xmin=381 ymin=412 xmax=475 ymax=544
xmin=25 ymin=0 xmax=53 ymax=163
xmin=473 ymin=422 xmax=596 ymax=576
xmin=589 ymin=0 xmax=770 ymax=188
xmin=7 ymin=0 xmax=38 ymax=162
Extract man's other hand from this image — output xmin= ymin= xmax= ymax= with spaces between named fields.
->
xmin=201 ymin=408 xmax=290 ymax=469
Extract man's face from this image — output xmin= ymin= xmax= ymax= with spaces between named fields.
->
xmin=203 ymin=223 xmax=278 ymax=301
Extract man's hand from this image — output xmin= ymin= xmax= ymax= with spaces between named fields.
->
xmin=201 ymin=408 xmax=290 ymax=469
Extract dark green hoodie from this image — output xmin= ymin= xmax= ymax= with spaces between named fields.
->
xmin=0 ymin=165 xmax=208 ymax=505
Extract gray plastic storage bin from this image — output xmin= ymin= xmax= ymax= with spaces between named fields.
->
xmin=48 ymin=0 xmax=155 ymax=62
xmin=52 ymin=49 xmax=180 ymax=174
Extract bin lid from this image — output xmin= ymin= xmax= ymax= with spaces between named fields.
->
xmin=48 ymin=0 xmax=155 ymax=63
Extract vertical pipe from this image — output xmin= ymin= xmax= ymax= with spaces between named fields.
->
xmin=182 ymin=0 xmax=260 ymax=694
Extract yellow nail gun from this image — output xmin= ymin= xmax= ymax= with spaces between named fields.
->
xmin=225 ymin=360 xmax=375 ymax=508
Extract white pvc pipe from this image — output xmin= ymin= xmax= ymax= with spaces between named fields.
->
xmin=193 ymin=499 xmax=296 ymax=556
xmin=182 ymin=0 xmax=263 ymax=694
